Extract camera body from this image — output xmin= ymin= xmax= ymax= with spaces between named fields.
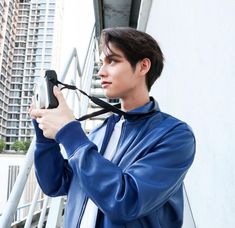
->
xmin=34 ymin=70 xmax=59 ymax=109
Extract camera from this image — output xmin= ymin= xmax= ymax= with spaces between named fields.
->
xmin=34 ymin=70 xmax=59 ymax=109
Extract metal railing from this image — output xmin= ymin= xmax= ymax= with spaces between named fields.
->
xmin=11 ymin=196 xmax=48 ymax=227
xmin=0 ymin=25 xmax=97 ymax=228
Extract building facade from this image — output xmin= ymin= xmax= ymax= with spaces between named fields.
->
xmin=0 ymin=0 xmax=64 ymax=151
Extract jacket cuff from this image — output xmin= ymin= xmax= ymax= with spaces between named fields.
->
xmin=55 ymin=120 xmax=90 ymax=157
xmin=32 ymin=119 xmax=56 ymax=143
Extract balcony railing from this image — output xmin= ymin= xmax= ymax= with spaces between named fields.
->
xmin=0 ymin=25 xmax=97 ymax=228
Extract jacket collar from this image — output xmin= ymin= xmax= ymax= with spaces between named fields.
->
xmin=113 ymin=97 xmax=160 ymax=122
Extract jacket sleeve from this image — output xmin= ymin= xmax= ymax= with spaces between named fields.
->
xmin=33 ymin=119 xmax=72 ymax=196
xmin=55 ymin=120 xmax=196 ymax=222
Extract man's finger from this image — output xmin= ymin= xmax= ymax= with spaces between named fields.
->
xmin=53 ymin=86 xmax=65 ymax=105
xmin=30 ymin=109 xmax=45 ymax=118
xmin=36 ymin=117 xmax=43 ymax=124
xmin=38 ymin=123 xmax=44 ymax=130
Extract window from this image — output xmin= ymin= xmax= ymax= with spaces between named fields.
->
xmin=47 ymin=21 xmax=54 ymax=27
xmin=44 ymin=62 xmax=51 ymax=68
xmin=48 ymin=9 xmax=55 ymax=15
xmin=44 ymin=55 xmax=51 ymax=61
xmin=37 ymin=41 xmax=43 ymax=48
xmin=46 ymin=35 xmax=53 ymax=41
xmin=45 ymin=48 xmax=52 ymax=55
xmin=47 ymin=28 xmax=54 ymax=34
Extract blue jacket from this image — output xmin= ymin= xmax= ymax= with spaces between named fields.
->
xmin=33 ymin=98 xmax=195 ymax=228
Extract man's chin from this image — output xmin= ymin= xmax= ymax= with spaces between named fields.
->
xmin=105 ymin=93 xmax=119 ymax=100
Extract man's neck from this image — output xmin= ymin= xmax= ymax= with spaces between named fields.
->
xmin=121 ymin=93 xmax=150 ymax=112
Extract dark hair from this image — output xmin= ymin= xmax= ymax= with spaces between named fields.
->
xmin=100 ymin=27 xmax=164 ymax=91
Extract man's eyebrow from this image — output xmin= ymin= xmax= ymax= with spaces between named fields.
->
xmin=107 ymin=53 xmax=122 ymax=58
xmin=99 ymin=53 xmax=123 ymax=63
xmin=103 ymin=53 xmax=123 ymax=60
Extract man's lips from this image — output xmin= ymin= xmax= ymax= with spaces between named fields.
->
xmin=101 ymin=81 xmax=112 ymax=88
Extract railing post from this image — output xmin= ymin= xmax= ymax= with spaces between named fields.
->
xmin=45 ymin=197 xmax=65 ymax=228
xmin=182 ymin=184 xmax=196 ymax=228
xmin=24 ymin=185 xmax=41 ymax=228
xmin=37 ymin=196 xmax=49 ymax=228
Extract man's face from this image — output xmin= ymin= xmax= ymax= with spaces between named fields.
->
xmin=98 ymin=43 xmax=142 ymax=99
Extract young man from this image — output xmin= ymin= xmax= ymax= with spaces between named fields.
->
xmin=30 ymin=27 xmax=195 ymax=228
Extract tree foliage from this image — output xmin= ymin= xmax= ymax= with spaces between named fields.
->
xmin=11 ymin=140 xmax=31 ymax=153
xmin=0 ymin=139 xmax=6 ymax=153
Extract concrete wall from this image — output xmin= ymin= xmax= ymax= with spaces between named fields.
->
xmin=0 ymin=154 xmax=37 ymax=216
xmin=147 ymin=1 xmax=235 ymax=227
xmin=0 ymin=154 xmax=24 ymax=214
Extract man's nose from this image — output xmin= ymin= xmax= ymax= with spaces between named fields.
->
xmin=97 ymin=64 xmax=107 ymax=78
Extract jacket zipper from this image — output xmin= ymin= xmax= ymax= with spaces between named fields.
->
xmin=77 ymin=118 xmax=126 ymax=227
xmin=77 ymin=196 xmax=88 ymax=227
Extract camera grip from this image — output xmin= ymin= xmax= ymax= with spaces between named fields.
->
xmin=45 ymin=70 xmax=59 ymax=109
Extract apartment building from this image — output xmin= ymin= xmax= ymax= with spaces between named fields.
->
xmin=0 ymin=0 xmax=64 ymax=151
xmin=0 ymin=0 xmax=19 ymax=150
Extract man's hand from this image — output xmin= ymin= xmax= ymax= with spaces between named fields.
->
xmin=29 ymin=86 xmax=75 ymax=139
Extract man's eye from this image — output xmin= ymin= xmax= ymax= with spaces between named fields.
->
xmin=97 ymin=61 xmax=103 ymax=67
xmin=108 ymin=59 xmax=116 ymax=64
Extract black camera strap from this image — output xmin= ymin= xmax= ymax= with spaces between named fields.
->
xmin=56 ymin=80 xmax=125 ymax=121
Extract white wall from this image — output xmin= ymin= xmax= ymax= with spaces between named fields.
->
xmin=147 ymin=1 xmax=235 ymax=227
xmin=0 ymin=155 xmax=25 ymax=214
xmin=0 ymin=154 xmax=38 ymax=217
xmin=60 ymin=0 xmax=95 ymax=72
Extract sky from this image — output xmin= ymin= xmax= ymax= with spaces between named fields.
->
xmin=61 ymin=0 xmax=95 ymax=69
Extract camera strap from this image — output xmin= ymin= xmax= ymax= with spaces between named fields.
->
xmin=56 ymin=80 xmax=126 ymax=121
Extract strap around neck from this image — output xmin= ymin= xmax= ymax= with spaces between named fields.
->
xmin=56 ymin=80 xmax=125 ymax=121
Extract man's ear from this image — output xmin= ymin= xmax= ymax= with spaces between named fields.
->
xmin=139 ymin=58 xmax=151 ymax=76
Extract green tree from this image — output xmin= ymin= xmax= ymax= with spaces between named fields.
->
xmin=12 ymin=141 xmax=25 ymax=153
xmin=12 ymin=140 xmax=32 ymax=154
xmin=0 ymin=139 xmax=6 ymax=153
xmin=23 ymin=140 xmax=31 ymax=152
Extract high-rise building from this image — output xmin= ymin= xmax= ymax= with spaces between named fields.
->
xmin=0 ymin=0 xmax=19 ymax=150
xmin=0 ymin=0 xmax=64 ymax=151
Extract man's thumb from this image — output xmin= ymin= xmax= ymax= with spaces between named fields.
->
xmin=53 ymin=86 xmax=64 ymax=104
